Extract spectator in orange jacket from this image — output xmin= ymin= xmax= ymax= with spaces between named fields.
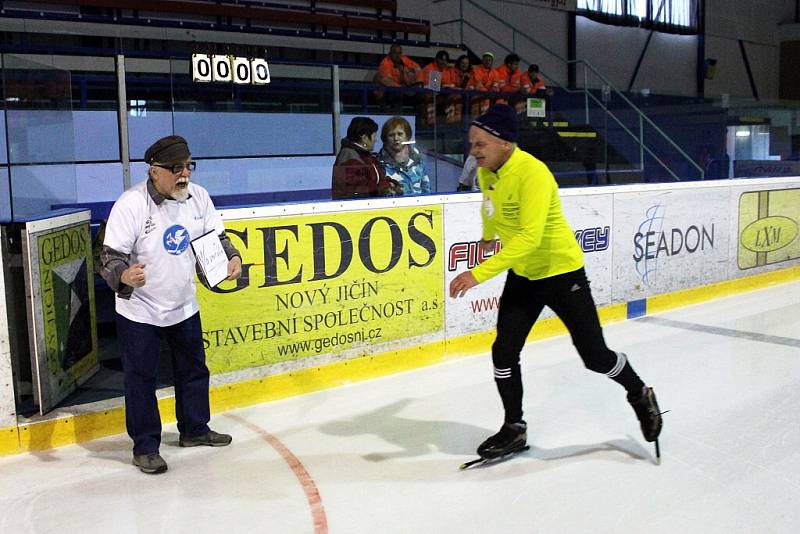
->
xmin=419 ymin=50 xmax=457 ymax=125
xmin=420 ymin=50 xmax=457 ymax=88
xmin=494 ymin=53 xmax=522 ymax=94
xmin=446 ymin=54 xmax=473 ymax=124
xmin=468 ymin=52 xmax=499 ymax=115
xmin=521 ymin=64 xmax=546 ymax=95
xmin=376 ymin=43 xmax=422 ymax=88
xmin=468 ymin=52 xmax=498 ymax=92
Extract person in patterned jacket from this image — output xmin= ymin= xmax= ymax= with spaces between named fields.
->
xmin=377 ymin=116 xmax=431 ymax=196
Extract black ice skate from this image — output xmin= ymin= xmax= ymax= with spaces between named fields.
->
xmin=628 ymin=386 xmax=664 ymax=463
xmin=460 ymin=421 xmax=529 ymax=470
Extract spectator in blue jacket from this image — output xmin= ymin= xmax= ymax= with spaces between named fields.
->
xmin=377 ymin=116 xmax=431 ymax=195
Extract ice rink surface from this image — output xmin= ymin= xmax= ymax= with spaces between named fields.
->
xmin=2 ymin=281 xmax=799 ymax=534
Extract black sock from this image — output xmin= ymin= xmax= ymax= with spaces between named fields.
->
xmin=609 ymin=362 xmax=645 ymax=396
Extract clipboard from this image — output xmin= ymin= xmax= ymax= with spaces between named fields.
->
xmin=190 ymin=230 xmax=228 ymax=288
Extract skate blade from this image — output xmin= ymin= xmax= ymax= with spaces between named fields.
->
xmin=654 ymin=438 xmax=661 ymax=465
xmin=459 ymin=445 xmax=530 ymax=470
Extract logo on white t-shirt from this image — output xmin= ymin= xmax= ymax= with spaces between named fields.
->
xmin=144 ymin=216 xmax=156 ymax=235
xmin=163 ymin=225 xmax=190 ymax=255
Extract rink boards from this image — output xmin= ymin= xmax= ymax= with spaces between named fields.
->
xmin=2 ymin=176 xmax=800 ymax=454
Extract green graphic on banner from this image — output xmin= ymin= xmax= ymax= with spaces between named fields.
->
xmin=34 ymin=222 xmax=98 ymax=408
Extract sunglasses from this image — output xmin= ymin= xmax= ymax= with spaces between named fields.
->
xmin=152 ymin=161 xmax=196 ymax=174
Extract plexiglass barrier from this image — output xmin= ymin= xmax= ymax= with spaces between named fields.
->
xmin=3 ymin=52 xmax=800 ymax=221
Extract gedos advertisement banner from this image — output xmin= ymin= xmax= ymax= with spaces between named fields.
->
xmin=613 ymin=188 xmax=730 ymax=301
xmin=198 ymin=205 xmax=444 ymax=374
xmin=737 ymin=187 xmax=800 ymax=270
xmin=25 ymin=218 xmax=98 ymax=414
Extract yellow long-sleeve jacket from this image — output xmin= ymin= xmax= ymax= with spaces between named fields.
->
xmin=471 ymin=147 xmax=584 ymax=283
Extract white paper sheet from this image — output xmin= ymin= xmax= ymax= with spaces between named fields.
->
xmin=191 ymin=230 xmax=228 ymax=288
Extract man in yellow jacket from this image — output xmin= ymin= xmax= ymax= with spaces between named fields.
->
xmin=450 ymin=104 xmax=663 ymax=460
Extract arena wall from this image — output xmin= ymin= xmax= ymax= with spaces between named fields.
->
xmin=2 ymin=176 xmax=799 ymax=454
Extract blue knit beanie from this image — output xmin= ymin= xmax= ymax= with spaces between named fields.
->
xmin=471 ymin=104 xmax=518 ymax=142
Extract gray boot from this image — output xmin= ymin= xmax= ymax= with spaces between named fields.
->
xmin=133 ymin=453 xmax=168 ymax=474
xmin=179 ymin=429 xmax=232 ymax=447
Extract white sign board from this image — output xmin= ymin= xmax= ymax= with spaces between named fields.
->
xmin=527 ymin=98 xmax=546 ymax=118
xmin=191 ymin=54 xmax=212 ymax=82
xmin=232 ymin=56 xmax=252 ymax=85
xmin=212 ymin=54 xmax=232 ymax=82
xmin=562 ymin=192 xmax=614 ymax=306
xmin=612 ymin=188 xmax=731 ymax=301
xmin=192 ymin=54 xmax=271 ymax=85
xmin=444 ymin=199 xmax=508 ymax=337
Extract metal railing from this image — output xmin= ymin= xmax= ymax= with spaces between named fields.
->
xmin=441 ymin=0 xmax=704 ymax=180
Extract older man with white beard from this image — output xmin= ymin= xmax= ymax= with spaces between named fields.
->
xmin=100 ymin=135 xmax=242 ymax=474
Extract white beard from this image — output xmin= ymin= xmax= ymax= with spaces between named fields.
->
xmin=171 ymin=187 xmax=190 ymax=202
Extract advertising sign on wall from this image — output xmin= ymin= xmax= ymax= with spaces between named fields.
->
xmin=736 ymin=187 xmax=800 ymax=271
xmin=613 ymin=188 xmax=731 ymax=301
xmin=22 ymin=211 xmax=98 ymax=414
xmin=198 ymin=205 xmax=444 ymax=374
xmin=444 ymin=192 xmax=614 ymax=338
xmin=444 ymin=200 xmax=507 ymax=337
xmin=562 ymin=193 xmax=614 ymax=306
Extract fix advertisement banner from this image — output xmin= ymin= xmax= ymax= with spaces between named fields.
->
xmin=444 ymin=200 xmax=507 ymax=337
xmin=444 ymin=192 xmax=613 ymax=338
xmin=22 ymin=211 xmax=98 ymax=415
xmin=561 ymin=193 xmax=614 ymax=307
xmin=198 ymin=205 xmax=444 ymax=374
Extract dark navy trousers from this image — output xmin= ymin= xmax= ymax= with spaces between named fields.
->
xmin=117 ymin=312 xmax=211 ymax=455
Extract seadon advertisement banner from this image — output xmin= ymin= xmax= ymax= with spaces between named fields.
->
xmin=612 ymin=187 xmax=731 ymax=302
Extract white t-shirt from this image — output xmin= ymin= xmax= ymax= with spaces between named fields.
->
xmin=458 ymin=155 xmax=478 ymax=189
xmin=104 ymin=181 xmax=225 ymax=327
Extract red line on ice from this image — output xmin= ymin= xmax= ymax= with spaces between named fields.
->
xmin=225 ymin=413 xmax=328 ymax=533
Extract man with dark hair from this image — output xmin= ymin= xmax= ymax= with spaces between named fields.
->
xmin=420 ymin=50 xmax=456 ymax=88
xmin=100 ymin=135 xmax=242 ymax=474
xmin=521 ymin=63 xmax=546 ymax=95
xmin=449 ymin=105 xmax=663 ymax=461
xmin=494 ymin=53 xmax=522 ymax=94
xmin=419 ymin=50 xmax=457 ymax=124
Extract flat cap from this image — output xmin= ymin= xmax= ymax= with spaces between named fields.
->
xmin=144 ymin=135 xmax=191 ymax=164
